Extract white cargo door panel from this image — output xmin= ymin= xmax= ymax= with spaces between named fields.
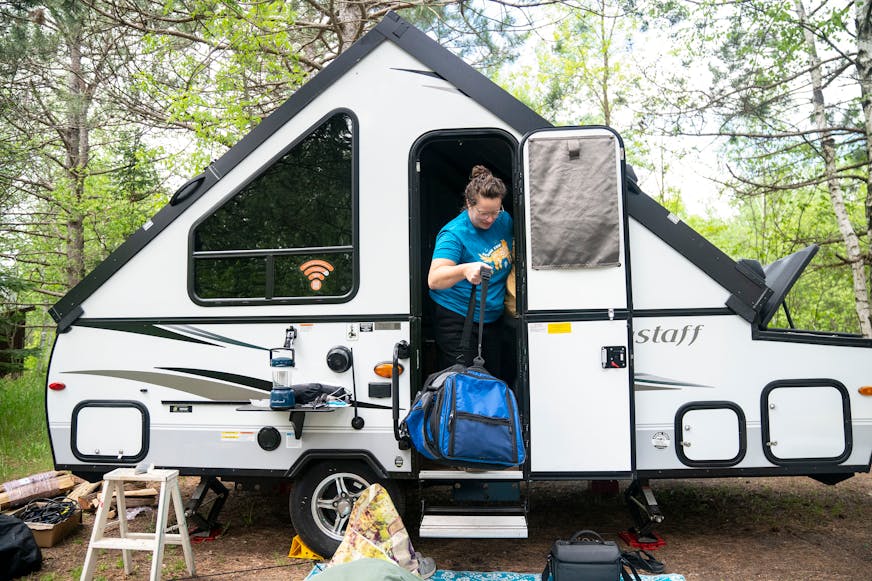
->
xmin=528 ymin=320 xmax=632 ymax=473
xmin=72 ymin=402 xmax=148 ymax=461
xmin=522 ymin=127 xmax=626 ymax=312
xmin=764 ymin=383 xmax=850 ymax=461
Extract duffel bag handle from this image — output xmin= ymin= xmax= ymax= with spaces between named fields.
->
xmin=568 ymin=530 xmax=606 ymax=543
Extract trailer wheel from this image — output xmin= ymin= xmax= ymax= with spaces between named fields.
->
xmin=289 ymin=461 xmax=404 ymax=557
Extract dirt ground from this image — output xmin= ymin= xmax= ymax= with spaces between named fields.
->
xmin=21 ymin=471 xmax=872 ymax=581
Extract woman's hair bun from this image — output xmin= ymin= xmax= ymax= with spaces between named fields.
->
xmin=470 ymin=165 xmax=492 ymax=180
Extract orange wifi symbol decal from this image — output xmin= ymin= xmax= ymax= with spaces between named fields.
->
xmin=300 ymin=259 xmax=334 ymax=291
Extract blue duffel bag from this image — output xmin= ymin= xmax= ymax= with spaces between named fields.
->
xmin=403 ymin=270 xmax=525 ymax=469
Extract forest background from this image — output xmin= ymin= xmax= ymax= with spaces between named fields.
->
xmin=2 ymin=0 xmax=872 ymax=376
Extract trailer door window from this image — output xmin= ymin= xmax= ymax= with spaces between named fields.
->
xmin=191 ymin=112 xmax=356 ymax=303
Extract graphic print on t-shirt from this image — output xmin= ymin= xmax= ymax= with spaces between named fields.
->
xmin=479 ymin=239 xmax=512 ymax=271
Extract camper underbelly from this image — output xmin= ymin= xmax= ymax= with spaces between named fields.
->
xmin=46 ymin=320 xmax=413 ymax=476
xmin=632 ymin=314 xmax=872 ymax=474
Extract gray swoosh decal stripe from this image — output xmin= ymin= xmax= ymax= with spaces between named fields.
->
xmin=63 ymin=370 xmax=262 ymax=400
xmin=165 ymin=325 xmax=268 ymax=351
xmin=634 ymin=384 xmax=681 ymax=391
xmin=635 ymin=373 xmax=713 ymax=388
xmin=73 ymin=321 xmax=220 ymax=346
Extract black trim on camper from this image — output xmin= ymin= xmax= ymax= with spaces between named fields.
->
xmin=674 ymin=401 xmax=747 ymax=468
xmin=530 ymin=471 xmax=634 ymax=480
xmin=525 ymin=310 xmax=630 ymax=322
xmin=760 ymin=379 xmax=853 ymax=466
xmin=637 ymin=463 xmax=865 ymax=480
xmin=285 ymin=450 xmax=390 ymax=479
xmin=70 ymin=400 xmax=150 ymax=463
xmin=752 ymin=326 xmax=872 ymax=348
xmin=71 ymin=314 xmax=409 ymax=327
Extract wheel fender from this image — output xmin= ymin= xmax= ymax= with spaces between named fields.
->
xmin=285 ymin=449 xmax=388 ymax=480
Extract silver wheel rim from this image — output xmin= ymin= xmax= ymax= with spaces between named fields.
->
xmin=310 ymin=471 xmax=372 ymax=540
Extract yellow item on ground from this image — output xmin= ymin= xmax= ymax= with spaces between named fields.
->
xmin=289 ymin=534 xmax=324 ymax=560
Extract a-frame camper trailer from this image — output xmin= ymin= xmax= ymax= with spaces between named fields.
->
xmin=46 ymin=12 xmax=872 ymax=556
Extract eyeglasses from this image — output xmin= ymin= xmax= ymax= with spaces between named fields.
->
xmin=471 ymin=205 xmax=504 ymax=219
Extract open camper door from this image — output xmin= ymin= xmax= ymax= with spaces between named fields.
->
xmin=521 ymin=127 xmax=633 ymax=477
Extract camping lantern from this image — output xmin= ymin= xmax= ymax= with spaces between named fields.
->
xmin=269 ymin=326 xmax=297 ymax=410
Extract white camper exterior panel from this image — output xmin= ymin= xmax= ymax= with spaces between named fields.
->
xmin=628 ymin=221 xmax=730 ymax=310
xmin=633 ymin=314 xmax=872 ymax=471
xmin=527 ymin=320 xmax=632 ymax=473
xmin=77 ymin=41 xmax=516 ymax=319
xmin=49 ymin=321 xmax=412 ymax=471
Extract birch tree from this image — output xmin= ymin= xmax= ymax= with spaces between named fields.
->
xmin=655 ymin=0 xmax=871 ymax=335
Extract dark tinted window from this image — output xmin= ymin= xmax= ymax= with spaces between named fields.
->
xmin=192 ymin=112 xmax=355 ymax=302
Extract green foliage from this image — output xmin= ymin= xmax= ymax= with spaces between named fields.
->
xmin=0 ymin=370 xmax=52 ymax=483
xmin=695 ymin=186 xmax=862 ymax=333
xmin=0 ymin=1 xmax=173 ymax=312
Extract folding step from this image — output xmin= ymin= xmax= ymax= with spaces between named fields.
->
xmin=418 ymin=469 xmax=523 ymax=481
xmin=419 ymin=513 xmax=528 ymax=538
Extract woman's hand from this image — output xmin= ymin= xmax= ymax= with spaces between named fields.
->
xmin=463 ymin=262 xmax=492 ymax=284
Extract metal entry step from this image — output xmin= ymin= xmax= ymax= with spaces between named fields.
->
xmin=419 ymin=513 xmax=528 ymax=538
xmin=418 ymin=469 xmax=523 ymax=480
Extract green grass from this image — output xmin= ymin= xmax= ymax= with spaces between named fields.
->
xmin=0 ymin=370 xmax=53 ymax=483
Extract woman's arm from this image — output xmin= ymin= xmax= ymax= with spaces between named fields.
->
xmin=428 ymin=258 xmax=491 ymax=289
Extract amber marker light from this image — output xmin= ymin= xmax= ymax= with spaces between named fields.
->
xmin=374 ymin=362 xmax=404 ymax=378
xmin=48 ymin=382 xmax=66 ymax=391
xmin=859 ymin=386 xmax=872 ymax=396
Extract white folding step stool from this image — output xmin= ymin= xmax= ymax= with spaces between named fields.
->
xmin=81 ymin=467 xmax=195 ymax=581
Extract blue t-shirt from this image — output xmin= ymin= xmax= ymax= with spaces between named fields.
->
xmin=430 ymin=210 xmax=513 ymax=323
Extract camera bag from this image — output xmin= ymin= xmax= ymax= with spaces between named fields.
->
xmin=541 ymin=530 xmax=640 ymax=581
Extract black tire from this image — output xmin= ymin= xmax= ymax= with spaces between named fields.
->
xmin=289 ymin=460 xmax=405 ymax=558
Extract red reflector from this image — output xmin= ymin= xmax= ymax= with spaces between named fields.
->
xmin=48 ymin=382 xmax=66 ymax=391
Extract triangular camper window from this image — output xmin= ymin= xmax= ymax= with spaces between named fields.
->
xmin=191 ymin=111 xmax=357 ymax=304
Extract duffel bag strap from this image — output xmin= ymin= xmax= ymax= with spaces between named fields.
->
xmin=541 ymin=554 xmax=553 ymax=581
xmin=620 ymin=556 xmax=643 ymax=581
xmin=472 ymin=267 xmax=491 ymax=368
xmin=568 ymin=529 xmax=606 ymax=543
xmin=457 ymin=280 xmax=477 ymax=365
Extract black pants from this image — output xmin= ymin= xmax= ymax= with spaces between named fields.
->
xmin=433 ymin=303 xmax=502 ymax=380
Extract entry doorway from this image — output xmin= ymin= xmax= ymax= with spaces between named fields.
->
xmin=410 ymin=129 xmax=518 ymax=386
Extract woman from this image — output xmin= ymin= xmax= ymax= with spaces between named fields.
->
xmin=428 ymin=165 xmax=512 ymax=377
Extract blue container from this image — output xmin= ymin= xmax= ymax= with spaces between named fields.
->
xmin=270 ymin=386 xmax=296 ymax=410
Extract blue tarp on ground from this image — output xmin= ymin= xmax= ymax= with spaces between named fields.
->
xmin=433 ymin=572 xmax=685 ymax=581
xmin=308 ymin=564 xmax=686 ymax=581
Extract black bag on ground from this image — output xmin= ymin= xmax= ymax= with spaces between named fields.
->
xmin=542 ymin=530 xmax=640 ymax=581
xmin=0 ymin=514 xmax=42 ymax=580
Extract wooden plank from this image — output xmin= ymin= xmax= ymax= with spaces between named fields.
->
xmin=0 ymin=474 xmax=77 ymax=509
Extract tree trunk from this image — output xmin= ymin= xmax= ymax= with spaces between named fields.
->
xmin=335 ymin=1 xmax=366 ymax=54
xmin=798 ymin=0 xmax=872 ymax=336
xmin=64 ymin=29 xmax=88 ymax=288
xmin=855 ymin=0 xmax=872 ymax=298
xmin=599 ymin=3 xmax=611 ymax=127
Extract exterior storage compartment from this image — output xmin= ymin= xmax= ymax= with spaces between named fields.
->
xmin=675 ymin=402 xmax=746 ymax=467
xmin=762 ymin=380 xmax=851 ymax=464
xmin=71 ymin=401 xmax=149 ymax=462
